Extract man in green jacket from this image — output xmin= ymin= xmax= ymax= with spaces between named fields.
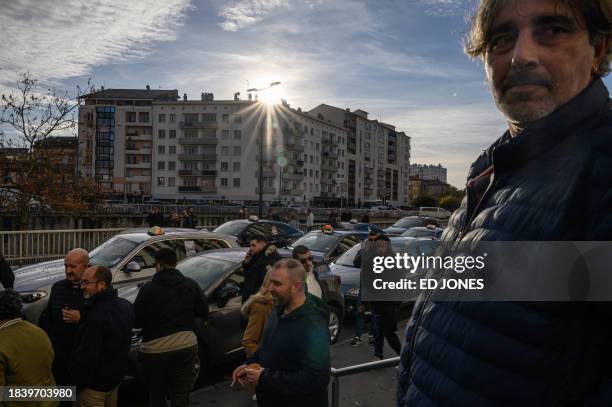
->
xmin=0 ymin=289 xmax=57 ymax=407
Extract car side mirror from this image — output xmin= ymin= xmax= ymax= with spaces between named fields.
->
xmin=125 ymin=261 xmax=142 ymax=273
xmin=216 ymin=282 xmax=240 ymax=308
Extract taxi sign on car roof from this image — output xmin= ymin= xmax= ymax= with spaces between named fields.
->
xmin=321 ymin=224 xmax=334 ymax=234
xmin=147 ymin=226 xmax=165 ymax=236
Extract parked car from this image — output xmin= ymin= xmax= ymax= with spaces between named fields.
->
xmin=337 ymin=222 xmax=384 ymax=236
xmin=13 ymin=228 xmax=239 ymax=324
xmin=279 ymin=227 xmax=361 ymax=264
xmin=383 ymin=216 xmax=441 ymax=236
xmin=417 ymin=206 xmax=452 ymax=219
xmin=401 ymin=226 xmax=444 ymax=240
xmin=213 ymin=219 xmax=304 ymax=246
xmin=329 ymin=237 xmax=441 ymax=314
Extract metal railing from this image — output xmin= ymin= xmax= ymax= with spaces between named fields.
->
xmin=330 ymin=357 xmax=400 ymax=407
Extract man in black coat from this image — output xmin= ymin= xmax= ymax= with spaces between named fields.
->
xmin=134 ymin=248 xmax=208 ymax=407
xmin=241 ymin=238 xmax=282 ymax=303
xmin=0 ymin=252 xmax=14 ymax=288
xmin=145 ymin=206 xmax=165 ymax=227
xmin=70 ymin=265 xmax=134 ymax=406
xmin=39 ymin=248 xmax=88 ymax=388
xmin=398 ymin=1 xmax=612 ymax=406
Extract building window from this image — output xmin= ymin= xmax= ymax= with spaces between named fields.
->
xmin=233 ymin=178 xmax=240 ymax=187
xmin=168 ymin=161 xmax=176 ymax=171
xmin=168 ymin=177 xmax=175 ymax=187
xmin=158 ymin=146 xmax=165 ymax=154
xmin=158 ymin=129 xmax=165 ymax=139
xmin=126 ymin=112 xmax=136 ymax=122
xmin=316 ymin=170 xmax=319 ymax=178
xmin=184 ymin=129 xmax=197 ymax=138
xmin=222 ymin=130 xmax=229 ymax=139
xmin=138 ymin=112 xmax=149 ymax=123
xmin=221 ymin=162 xmax=229 ymax=171
xmin=158 ymin=114 xmax=166 ymax=123
xmin=233 ymin=146 xmax=241 ymax=156
xmin=310 ymin=155 xmax=313 ymax=163
xmin=222 ymin=114 xmax=229 ymax=123
xmin=169 ymin=114 xmax=176 ymax=123
xmin=158 ymin=161 xmax=165 ymax=170
xmin=309 ymin=169 xmax=313 ymax=177
xmin=202 ymin=113 xmax=216 ymax=122
xmin=221 ymin=146 xmax=229 ymax=156
xmin=169 ymin=130 xmax=176 ymax=139
xmin=233 ymin=162 xmax=240 ymax=172
xmin=233 ymin=130 xmax=241 ymax=140
xmin=157 ymin=177 xmax=165 ymax=186
xmin=316 ymin=143 xmax=319 ymax=151
xmin=221 ymin=178 xmax=228 ymax=187
xmin=169 ymin=146 xmax=176 ymax=155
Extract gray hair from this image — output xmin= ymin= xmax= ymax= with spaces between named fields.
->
xmin=272 ymin=258 xmax=306 ymax=284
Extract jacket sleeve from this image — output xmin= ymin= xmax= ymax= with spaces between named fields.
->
xmin=258 ymin=320 xmax=330 ymax=396
xmin=241 ymin=303 xmax=267 ymax=357
xmin=193 ymin=281 xmax=209 ymax=319
xmin=70 ymin=320 xmax=106 ymax=391
xmin=133 ymin=285 xmax=149 ymax=329
xmin=396 ymin=295 xmax=426 ymax=406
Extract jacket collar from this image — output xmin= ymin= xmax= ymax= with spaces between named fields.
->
xmin=494 ymin=78 xmax=609 ymax=173
xmin=470 ymin=78 xmax=609 ymax=179
xmin=84 ymin=288 xmax=117 ymax=308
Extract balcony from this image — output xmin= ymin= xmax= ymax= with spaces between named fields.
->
xmin=178 ymin=170 xmax=217 ymax=177
xmin=179 ymin=121 xmax=218 ymax=129
xmin=178 ymin=186 xmax=218 ymax=194
xmin=296 ymin=160 xmax=305 ymax=166
xmin=125 ymin=175 xmax=151 ymax=183
xmin=178 ymin=153 xmax=218 ymax=161
xmin=256 ymin=187 xmax=276 ymax=194
xmin=125 ymin=133 xmax=152 ymax=141
xmin=125 ymin=162 xmax=151 ymax=169
xmin=178 ymin=137 xmax=218 ymax=146
xmin=285 ymin=142 xmax=304 ymax=152
xmin=256 ymin=170 xmax=276 ymax=178
xmin=321 ymin=163 xmax=337 ymax=172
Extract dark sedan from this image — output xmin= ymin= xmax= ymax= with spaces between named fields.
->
xmin=383 ymin=216 xmax=441 ymax=236
xmin=279 ymin=229 xmax=362 ymax=264
xmin=213 ymin=219 xmax=304 ymax=247
xmin=329 ymin=237 xmax=441 ymax=314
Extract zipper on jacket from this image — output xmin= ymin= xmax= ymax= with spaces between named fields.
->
xmin=459 ymin=165 xmax=495 ymax=239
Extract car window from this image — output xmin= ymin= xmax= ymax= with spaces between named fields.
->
xmin=178 ymin=256 xmax=237 ymax=291
xmin=335 ymin=236 xmax=359 ymax=255
xmin=224 ymin=267 xmax=245 ymax=290
xmin=393 ymin=218 xmax=423 ymax=228
xmin=130 ymin=241 xmax=175 ymax=268
xmin=270 ymin=222 xmax=297 ymax=235
xmin=290 ymin=233 xmax=338 ymax=253
xmin=214 ymin=221 xmax=247 ymax=236
xmin=336 ymin=243 xmax=362 ymax=267
xmin=184 ymin=239 xmax=230 ymax=257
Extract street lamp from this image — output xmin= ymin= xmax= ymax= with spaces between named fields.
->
xmin=249 ymin=81 xmax=281 ymax=218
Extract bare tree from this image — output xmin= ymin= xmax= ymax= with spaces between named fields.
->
xmin=0 ymin=72 xmax=101 ymax=228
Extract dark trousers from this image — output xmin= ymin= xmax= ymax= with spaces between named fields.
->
xmin=138 ymin=345 xmax=198 ymax=407
xmin=373 ymin=309 xmax=402 ymax=358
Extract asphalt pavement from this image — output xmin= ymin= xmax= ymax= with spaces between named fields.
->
xmin=189 ymin=316 xmax=409 ymax=407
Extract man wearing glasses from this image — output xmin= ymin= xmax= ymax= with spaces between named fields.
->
xmin=70 ymin=265 xmax=134 ymax=407
xmin=292 ymin=245 xmax=322 ymax=299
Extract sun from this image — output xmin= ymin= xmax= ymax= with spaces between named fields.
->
xmin=258 ymin=83 xmax=284 ymax=106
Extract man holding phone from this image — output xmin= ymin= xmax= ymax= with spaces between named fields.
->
xmin=39 ymin=248 xmax=88 ymax=390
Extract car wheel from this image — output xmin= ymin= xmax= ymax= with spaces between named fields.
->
xmin=328 ymin=305 xmax=342 ymax=344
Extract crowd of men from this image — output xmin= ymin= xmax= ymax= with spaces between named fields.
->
xmin=145 ymin=207 xmax=198 ymax=229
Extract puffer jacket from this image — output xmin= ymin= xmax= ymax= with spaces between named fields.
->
xmin=242 ymin=245 xmax=282 ymax=303
xmin=398 ymin=78 xmax=612 ymax=406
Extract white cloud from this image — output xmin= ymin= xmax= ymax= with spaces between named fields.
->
xmin=418 ymin=0 xmax=470 ymax=17
xmin=218 ymin=0 xmax=289 ymax=32
xmin=0 ymin=0 xmax=192 ymax=87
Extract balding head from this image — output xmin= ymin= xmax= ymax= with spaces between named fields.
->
xmin=64 ymin=248 xmax=89 ymax=284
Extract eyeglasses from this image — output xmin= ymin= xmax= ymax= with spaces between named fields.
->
xmin=80 ymin=279 xmax=99 ymax=286
xmin=299 ymin=256 xmax=313 ymax=264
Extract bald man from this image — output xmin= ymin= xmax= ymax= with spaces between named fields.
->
xmin=39 ymin=248 xmax=89 ymax=389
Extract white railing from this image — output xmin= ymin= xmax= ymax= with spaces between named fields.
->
xmin=1 ymin=228 xmax=125 ymax=267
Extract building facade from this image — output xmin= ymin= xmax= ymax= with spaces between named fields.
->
xmin=78 ymin=88 xmax=410 ymax=207
xmin=409 ymin=164 xmax=447 ymax=183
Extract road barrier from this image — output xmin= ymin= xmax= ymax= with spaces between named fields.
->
xmin=330 ymin=356 xmax=401 ymax=407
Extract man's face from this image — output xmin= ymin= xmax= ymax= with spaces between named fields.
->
xmin=484 ymin=0 xmax=603 ymax=126
xmin=249 ymin=240 xmax=266 ymax=255
xmin=80 ymin=267 xmax=106 ymax=299
xmin=64 ymin=252 xmax=88 ymax=284
xmin=296 ymin=251 xmax=313 ymax=273
xmin=268 ymin=267 xmax=299 ymax=307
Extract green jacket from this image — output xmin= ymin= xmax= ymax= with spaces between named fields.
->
xmin=0 ymin=319 xmax=57 ymax=407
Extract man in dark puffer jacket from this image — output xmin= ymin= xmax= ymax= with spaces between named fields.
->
xmin=398 ymin=1 xmax=612 ymax=406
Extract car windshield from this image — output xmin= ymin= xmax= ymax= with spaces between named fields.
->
xmin=178 ymin=256 xmax=238 ymax=291
xmin=88 ymin=236 xmax=141 ymax=268
xmin=402 ymin=229 xmax=436 ymax=238
xmin=335 ymin=241 xmax=417 ymax=267
xmin=392 ymin=218 xmax=423 ymax=228
xmin=289 ymin=233 xmax=338 ymax=253
xmin=214 ymin=221 xmax=247 ymax=236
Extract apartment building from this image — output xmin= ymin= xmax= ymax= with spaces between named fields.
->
xmin=78 ymin=88 xmax=408 ymax=206
xmin=409 ymin=164 xmax=448 ymax=183
xmin=308 ymin=104 xmax=411 ymax=207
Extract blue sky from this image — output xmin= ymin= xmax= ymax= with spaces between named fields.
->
xmin=2 ymin=0 xmax=609 ymax=187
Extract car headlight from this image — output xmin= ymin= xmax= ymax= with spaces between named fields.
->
xmin=19 ymin=290 xmax=48 ymax=303
xmin=347 ymin=287 xmax=360 ymax=297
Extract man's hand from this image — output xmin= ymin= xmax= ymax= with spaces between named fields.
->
xmin=231 ymin=364 xmax=248 ymax=387
xmin=244 ymin=367 xmax=264 ymax=385
xmin=62 ymin=308 xmax=81 ymax=324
